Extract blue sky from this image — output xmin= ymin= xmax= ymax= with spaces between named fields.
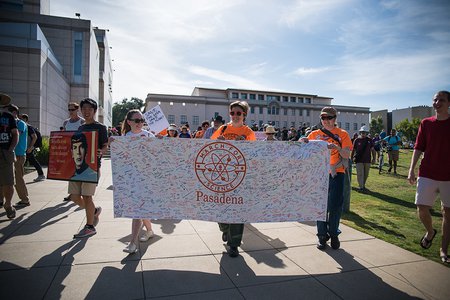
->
xmin=51 ymin=0 xmax=450 ymax=112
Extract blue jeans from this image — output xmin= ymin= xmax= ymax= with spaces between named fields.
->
xmin=317 ymin=173 xmax=345 ymax=238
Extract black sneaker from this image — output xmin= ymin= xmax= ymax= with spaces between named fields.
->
xmin=222 ymin=232 xmax=227 ymax=242
xmin=317 ymin=236 xmax=327 ymax=250
xmin=331 ymin=236 xmax=340 ymax=250
xmin=227 ymin=246 xmax=239 ymax=257
xmin=63 ymin=195 xmax=71 ymax=202
xmin=388 ymin=167 xmax=392 ymax=173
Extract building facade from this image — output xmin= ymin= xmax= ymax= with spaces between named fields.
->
xmin=372 ymin=105 xmax=435 ymax=133
xmin=146 ymin=87 xmax=370 ymax=136
xmin=0 ymin=0 xmax=113 ymax=134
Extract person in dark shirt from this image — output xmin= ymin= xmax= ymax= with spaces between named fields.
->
xmin=20 ymin=114 xmax=45 ymax=182
xmin=0 ymin=93 xmax=19 ymax=219
xmin=70 ymin=98 xmax=108 ymax=238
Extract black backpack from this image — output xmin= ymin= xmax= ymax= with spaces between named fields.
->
xmin=34 ymin=127 xmax=43 ymax=148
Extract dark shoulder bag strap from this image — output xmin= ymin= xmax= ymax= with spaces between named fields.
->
xmin=320 ymin=128 xmax=342 ymax=147
xmin=220 ymin=125 xmax=228 ymax=135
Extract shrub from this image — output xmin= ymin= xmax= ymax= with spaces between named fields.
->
xmin=35 ymin=136 xmax=49 ymax=166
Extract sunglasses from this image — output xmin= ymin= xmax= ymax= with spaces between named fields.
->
xmin=320 ymin=115 xmax=336 ymax=120
xmin=129 ymin=118 xmax=145 ymax=123
xmin=68 ymin=108 xmax=77 ymax=112
xmin=229 ymin=111 xmax=246 ymax=116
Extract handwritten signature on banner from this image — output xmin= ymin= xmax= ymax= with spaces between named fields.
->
xmin=111 ymin=138 xmax=330 ymax=223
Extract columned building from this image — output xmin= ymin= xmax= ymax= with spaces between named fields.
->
xmin=146 ymin=87 xmax=370 ymax=136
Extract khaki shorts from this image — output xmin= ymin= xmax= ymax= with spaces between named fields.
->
xmin=387 ymin=149 xmax=399 ymax=161
xmin=415 ymin=177 xmax=450 ymax=208
xmin=0 ymin=149 xmax=15 ymax=186
xmin=68 ymin=181 xmax=97 ymax=196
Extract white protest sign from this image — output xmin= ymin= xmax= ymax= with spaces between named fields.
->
xmin=111 ymin=138 xmax=329 ymax=223
xmin=143 ymin=105 xmax=169 ymax=133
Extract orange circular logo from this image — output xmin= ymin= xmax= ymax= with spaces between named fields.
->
xmin=195 ymin=142 xmax=247 ymax=193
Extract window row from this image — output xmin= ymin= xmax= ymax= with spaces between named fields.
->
xmin=231 ymin=92 xmax=312 ymax=104
xmin=250 ymin=106 xmax=310 ymax=116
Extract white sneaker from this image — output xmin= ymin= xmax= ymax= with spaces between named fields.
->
xmin=139 ymin=230 xmax=154 ymax=242
xmin=123 ymin=242 xmax=138 ymax=254
xmin=33 ymin=175 xmax=46 ymax=182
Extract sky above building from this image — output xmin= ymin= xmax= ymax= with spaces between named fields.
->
xmin=51 ymin=0 xmax=450 ymax=112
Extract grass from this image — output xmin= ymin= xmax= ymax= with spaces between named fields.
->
xmin=341 ymin=149 xmax=447 ymax=266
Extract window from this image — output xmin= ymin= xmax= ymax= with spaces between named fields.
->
xmin=284 ymin=108 xmax=288 ymax=115
xmin=231 ymin=92 xmax=238 ymax=99
xmin=193 ymin=116 xmax=199 ymax=125
xmin=267 ymin=106 xmax=271 ymax=115
xmin=283 ymin=96 xmax=288 ymax=102
xmin=250 ymin=106 xmax=255 ymax=114
xmin=353 ymin=123 xmax=358 ymax=130
xmin=338 ymin=122 xmax=342 ymax=128
xmin=259 ymin=106 xmax=263 ymax=114
xmin=291 ymin=122 xmax=296 ymax=128
xmin=290 ymin=97 xmax=296 ymax=103
xmin=258 ymin=94 xmax=264 ymax=100
xmin=180 ymin=115 xmax=187 ymax=124
xmin=299 ymin=109 xmax=303 ymax=116
xmin=276 ymin=107 xmax=280 ymax=115
xmin=345 ymin=122 xmax=350 ymax=130
xmin=305 ymin=97 xmax=311 ymax=104
xmin=275 ymin=121 xmax=280 ymax=127
xmin=267 ymin=95 xmax=280 ymax=101
xmin=298 ymin=97 xmax=304 ymax=103
xmin=271 ymin=106 xmax=276 ymax=115
xmin=168 ymin=115 xmax=175 ymax=124
xmin=291 ymin=109 xmax=296 ymax=116
xmin=283 ymin=121 xmax=288 ymax=128
xmin=249 ymin=94 xmax=256 ymax=100
xmin=259 ymin=120 xmax=263 ymax=128
xmin=306 ymin=110 xmax=310 ymax=117
xmin=73 ymin=32 xmax=83 ymax=83
xmin=241 ymin=93 xmax=248 ymax=100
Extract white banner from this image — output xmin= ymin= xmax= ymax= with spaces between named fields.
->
xmin=111 ymin=138 xmax=329 ymax=223
xmin=143 ymin=105 xmax=169 ymax=133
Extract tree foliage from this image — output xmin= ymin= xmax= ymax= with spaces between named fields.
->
xmin=395 ymin=118 xmax=421 ymax=142
xmin=112 ymin=97 xmax=144 ymax=126
xmin=369 ymin=116 xmax=384 ymax=136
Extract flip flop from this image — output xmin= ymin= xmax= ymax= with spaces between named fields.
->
xmin=420 ymin=229 xmax=437 ymax=249
xmin=441 ymin=253 xmax=450 ymax=264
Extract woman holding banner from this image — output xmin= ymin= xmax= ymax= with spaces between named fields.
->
xmin=118 ymin=109 xmax=155 ymax=253
xmin=211 ymin=101 xmax=256 ymax=257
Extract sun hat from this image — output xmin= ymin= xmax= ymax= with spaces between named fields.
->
xmin=265 ymin=125 xmax=277 ymax=134
xmin=168 ymin=125 xmax=177 ymax=131
xmin=359 ymin=125 xmax=369 ymax=132
xmin=0 ymin=93 xmax=12 ymax=107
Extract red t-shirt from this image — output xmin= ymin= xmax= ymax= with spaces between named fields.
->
xmin=415 ymin=116 xmax=450 ymax=181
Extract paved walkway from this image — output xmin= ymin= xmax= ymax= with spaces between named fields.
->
xmin=0 ymin=159 xmax=449 ymax=299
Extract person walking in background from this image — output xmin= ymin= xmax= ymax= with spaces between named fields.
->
xmin=211 ymin=101 xmax=256 ymax=257
xmin=114 ymin=109 xmax=154 ymax=253
xmin=351 ymin=125 xmax=373 ymax=192
xmin=203 ymin=115 xmax=224 ymax=139
xmin=62 ymin=102 xmax=85 ymax=201
xmin=383 ymin=128 xmax=402 ymax=174
xmin=70 ymin=98 xmax=108 ymax=238
xmin=301 ymin=107 xmax=352 ymax=250
xmin=20 ymin=114 xmax=45 ymax=182
xmin=8 ymin=104 xmax=30 ymax=208
xmin=408 ymin=90 xmax=450 ymax=264
xmin=193 ymin=121 xmax=210 ymax=138
xmin=372 ymin=133 xmax=381 ymax=164
xmin=0 ymin=93 xmax=19 ymax=219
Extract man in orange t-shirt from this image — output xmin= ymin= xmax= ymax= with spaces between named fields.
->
xmin=303 ymin=107 xmax=352 ymax=251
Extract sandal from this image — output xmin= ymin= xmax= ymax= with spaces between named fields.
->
xmin=420 ymin=229 xmax=437 ymax=249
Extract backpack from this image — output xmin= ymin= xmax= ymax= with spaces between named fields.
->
xmin=34 ymin=127 xmax=43 ymax=148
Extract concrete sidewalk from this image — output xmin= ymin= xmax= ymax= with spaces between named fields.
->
xmin=0 ymin=159 xmax=449 ymax=299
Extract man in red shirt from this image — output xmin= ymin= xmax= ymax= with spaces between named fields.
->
xmin=408 ymin=90 xmax=450 ymax=264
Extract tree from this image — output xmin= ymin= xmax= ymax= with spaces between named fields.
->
xmin=112 ymin=97 xmax=144 ymax=126
xmin=369 ymin=116 xmax=384 ymax=136
xmin=395 ymin=118 xmax=421 ymax=142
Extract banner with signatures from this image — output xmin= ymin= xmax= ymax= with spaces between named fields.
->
xmin=111 ymin=138 xmax=329 ymax=223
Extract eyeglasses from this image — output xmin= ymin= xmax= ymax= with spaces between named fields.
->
xmin=68 ymin=108 xmax=77 ymax=112
xmin=320 ymin=115 xmax=336 ymax=120
xmin=230 ymin=111 xmax=245 ymax=116
xmin=129 ymin=118 xmax=145 ymax=123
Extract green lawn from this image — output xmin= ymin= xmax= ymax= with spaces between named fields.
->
xmin=342 ymin=149 xmax=447 ymax=266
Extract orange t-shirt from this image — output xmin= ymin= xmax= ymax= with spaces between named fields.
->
xmin=211 ymin=123 xmax=256 ymax=141
xmin=307 ymin=127 xmax=352 ymax=173
xmin=194 ymin=130 xmax=205 ymax=138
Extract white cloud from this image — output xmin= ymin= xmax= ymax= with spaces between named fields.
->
xmin=292 ymin=67 xmax=331 ymax=76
